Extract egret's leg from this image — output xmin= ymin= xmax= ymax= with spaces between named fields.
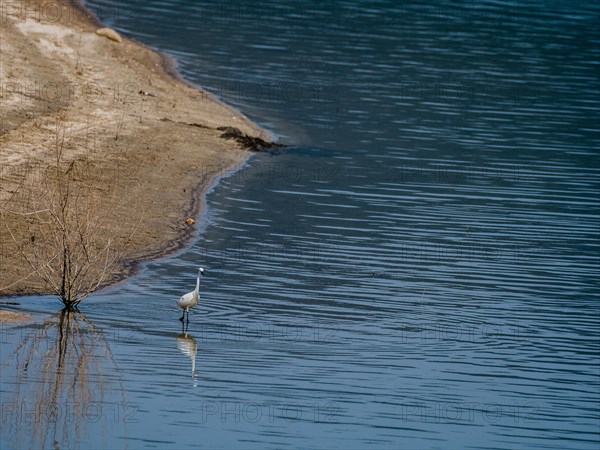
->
xmin=186 ymin=310 xmax=190 ymax=323
xmin=179 ymin=312 xmax=184 ymax=322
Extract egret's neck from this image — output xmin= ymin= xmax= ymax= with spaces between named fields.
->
xmin=195 ymin=274 xmax=200 ymax=294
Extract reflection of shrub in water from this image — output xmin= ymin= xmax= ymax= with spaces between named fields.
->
xmin=1 ymin=309 xmax=129 ymax=449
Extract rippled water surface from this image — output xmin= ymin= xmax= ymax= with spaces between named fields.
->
xmin=2 ymin=1 xmax=599 ymax=448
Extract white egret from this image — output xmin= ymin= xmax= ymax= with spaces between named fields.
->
xmin=177 ymin=267 xmax=204 ymax=322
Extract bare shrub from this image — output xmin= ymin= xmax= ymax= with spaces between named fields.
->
xmin=1 ymin=121 xmax=141 ymax=307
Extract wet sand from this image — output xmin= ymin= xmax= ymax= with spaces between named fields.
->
xmin=0 ymin=0 xmax=273 ymax=308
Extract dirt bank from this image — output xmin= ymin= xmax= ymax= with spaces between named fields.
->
xmin=0 ymin=0 xmax=274 ymax=301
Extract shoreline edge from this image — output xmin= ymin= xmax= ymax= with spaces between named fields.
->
xmin=0 ymin=0 xmax=275 ymax=304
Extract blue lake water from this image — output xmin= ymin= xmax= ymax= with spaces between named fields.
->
xmin=1 ymin=1 xmax=599 ymax=449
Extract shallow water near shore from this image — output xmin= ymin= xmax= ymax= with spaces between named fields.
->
xmin=2 ymin=1 xmax=599 ymax=449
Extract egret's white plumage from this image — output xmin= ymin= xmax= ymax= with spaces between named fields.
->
xmin=177 ymin=267 xmax=204 ymax=322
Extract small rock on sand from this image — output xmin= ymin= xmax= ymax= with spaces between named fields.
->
xmin=96 ymin=27 xmax=122 ymax=43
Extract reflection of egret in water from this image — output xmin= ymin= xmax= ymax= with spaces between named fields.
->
xmin=176 ymin=323 xmax=198 ymax=383
xmin=1 ymin=309 xmax=128 ymax=450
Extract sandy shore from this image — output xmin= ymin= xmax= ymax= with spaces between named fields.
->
xmin=0 ymin=0 xmax=274 ymax=310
